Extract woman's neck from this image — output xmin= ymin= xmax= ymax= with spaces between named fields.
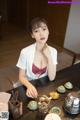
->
xmin=36 ymin=42 xmax=45 ymax=52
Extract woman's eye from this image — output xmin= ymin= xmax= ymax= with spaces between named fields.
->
xmin=43 ymin=28 xmax=46 ymax=31
xmin=34 ymin=30 xmax=38 ymax=33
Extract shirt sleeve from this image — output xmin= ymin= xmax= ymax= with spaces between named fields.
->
xmin=51 ymin=48 xmax=58 ymax=64
xmin=16 ymin=50 xmax=27 ymax=70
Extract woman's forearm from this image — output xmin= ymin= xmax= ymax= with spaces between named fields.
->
xmin=47 ymin=57 xmax=57 ymax=81
xmin=19 ymin=72 xmax=31 ymax=88
xmin=19 ymin=72 xmax=38 ymax=98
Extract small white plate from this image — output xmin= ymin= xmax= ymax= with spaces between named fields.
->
xmin=49 ymin=106 xmax=61 ymax=115
xmin=44 ymin=113 xmax=61 ymax=120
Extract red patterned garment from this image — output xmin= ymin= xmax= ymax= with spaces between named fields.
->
xmin=32 ymin=64 xmax=47 ymax=75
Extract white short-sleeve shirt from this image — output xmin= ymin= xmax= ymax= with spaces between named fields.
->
xmin=16 ymin=43 xmax=57 ymax=80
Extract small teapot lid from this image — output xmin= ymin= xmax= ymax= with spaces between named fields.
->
xmin=73 ymin=98 xmax=79 ymax=106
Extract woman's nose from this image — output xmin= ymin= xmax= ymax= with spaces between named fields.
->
xmin=39 ymin=30 xmax=43 ymax=36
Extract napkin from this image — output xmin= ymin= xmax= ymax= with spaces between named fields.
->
xmin=0 ymin=92 xmax=11 ymax=120
xmin=0 ymin=92 xmax=11 ymax=111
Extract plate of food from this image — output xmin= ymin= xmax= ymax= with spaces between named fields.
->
xmin=49 ymin=91 xmax=60 ymax=99
xmin=38 ymin=95 xmax=51 ymax=114
xmin=49 ymin=106 xmax=61 ymax=115
xmin=64 ymin=81 xmax=73 ymax=89
xmin=57 ymin=85 xmax=66 ymax=93
xmin=27 ymin=100 xmax=38 ymax=110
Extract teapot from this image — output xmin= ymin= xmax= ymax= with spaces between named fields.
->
xmin=64 ymin=91 xmax=80 ymax=114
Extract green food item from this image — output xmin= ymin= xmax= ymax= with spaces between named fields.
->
xmin=57 ymin=85 xmax=66 ymax=93
xmin=49 ymin=106 xmax=61 ymax=115
xmin=27 ymin=100 xmax=38 ymax=110
xmin=64 ymin=82 xmax=73 ymax=89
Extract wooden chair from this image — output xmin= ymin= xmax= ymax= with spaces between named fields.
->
xmin=72 ymin=54 xmax=80 ymax=64
xmin=63 ymin=48 xmax=80 ymax=65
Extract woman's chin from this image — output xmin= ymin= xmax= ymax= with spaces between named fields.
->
xmin=40 ymin=40 xmax=47 ymax=44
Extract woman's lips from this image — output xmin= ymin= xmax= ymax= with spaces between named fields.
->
xmin=40 ymin=37 xmax=45 ymax=40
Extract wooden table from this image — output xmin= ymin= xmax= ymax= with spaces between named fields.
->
xmin=9 ymin=63 xmax=80 ymax=120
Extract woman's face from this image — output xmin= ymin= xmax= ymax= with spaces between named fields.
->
xmin=31 ymin=22 xmax=49 ymax=44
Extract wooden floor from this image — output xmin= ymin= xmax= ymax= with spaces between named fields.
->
xmin=0 ymin=23 xmax=74 ymax=91
xmin=0 ymin=23 xmax=74 ymax=68
xmin=0 ymin=23 xmax=34 ymax=69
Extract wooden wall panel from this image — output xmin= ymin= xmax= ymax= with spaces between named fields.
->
xmin=28 ymin=0 xmax=71 ymax=47
xmin=5 ymin=0 xmax=71 ymax=47
xmin=7 ymin=0 xmax=27 ymax=28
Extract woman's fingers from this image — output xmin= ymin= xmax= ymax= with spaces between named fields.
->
xmin=26 ymin=86 xmax=38 ymax=98
xmin=26 ymin=90 xmax=34 ymax=98
xmin=27 ymin=90 xmax=38 ymax=98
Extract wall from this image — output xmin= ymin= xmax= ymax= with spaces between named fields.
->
xmin=0 ymin=0 xmax=8 ymax=22
xmin=28 ymin=0 xmax=71 ymax=47
xmin=64 ymin=0 xmax=80 ymax=53
xmin=7 ymin=0 xmax=27 ymax=28
xmin=0 ymin=0 xmax=71 ymax=47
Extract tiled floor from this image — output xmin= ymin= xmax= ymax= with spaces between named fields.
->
xmin=0 ymin=23 xmax=74 ymax=91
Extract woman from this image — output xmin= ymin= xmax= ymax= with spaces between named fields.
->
xmin=16 ymin=17 xmax=57 ymax=98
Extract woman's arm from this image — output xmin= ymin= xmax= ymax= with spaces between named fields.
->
xmin=47 ymin=56 xmax=57 ymax=81
xmin=42 ymin=44 xmax=57 ymax=81
xmin=19 ymin=69 xmax=38 ymax=98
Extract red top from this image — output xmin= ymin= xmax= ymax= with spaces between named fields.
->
xmin=32 ymin=64 xmax=47 ymax=75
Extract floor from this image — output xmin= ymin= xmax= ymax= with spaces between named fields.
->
xmin=0 ymin=23 xmax=74 ymax=91
xmin=0 ymin=23 xmax=33 ymax=69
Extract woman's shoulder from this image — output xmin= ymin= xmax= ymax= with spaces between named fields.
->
xmin=21 ymin=43 xmax=36 ymax=54
xmin=48 ymin=45 xmax=57 ymax=53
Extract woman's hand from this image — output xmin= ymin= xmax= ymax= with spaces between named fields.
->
xmin=42 ymin=44 xmax=57 ymax=81
xmin=19 ymin=69 xmax=38 ymax=98
xmin=42 ymin=44 xmax=51 ymax=59
xmin=26 ymin=82 xmax=38 ymax=98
